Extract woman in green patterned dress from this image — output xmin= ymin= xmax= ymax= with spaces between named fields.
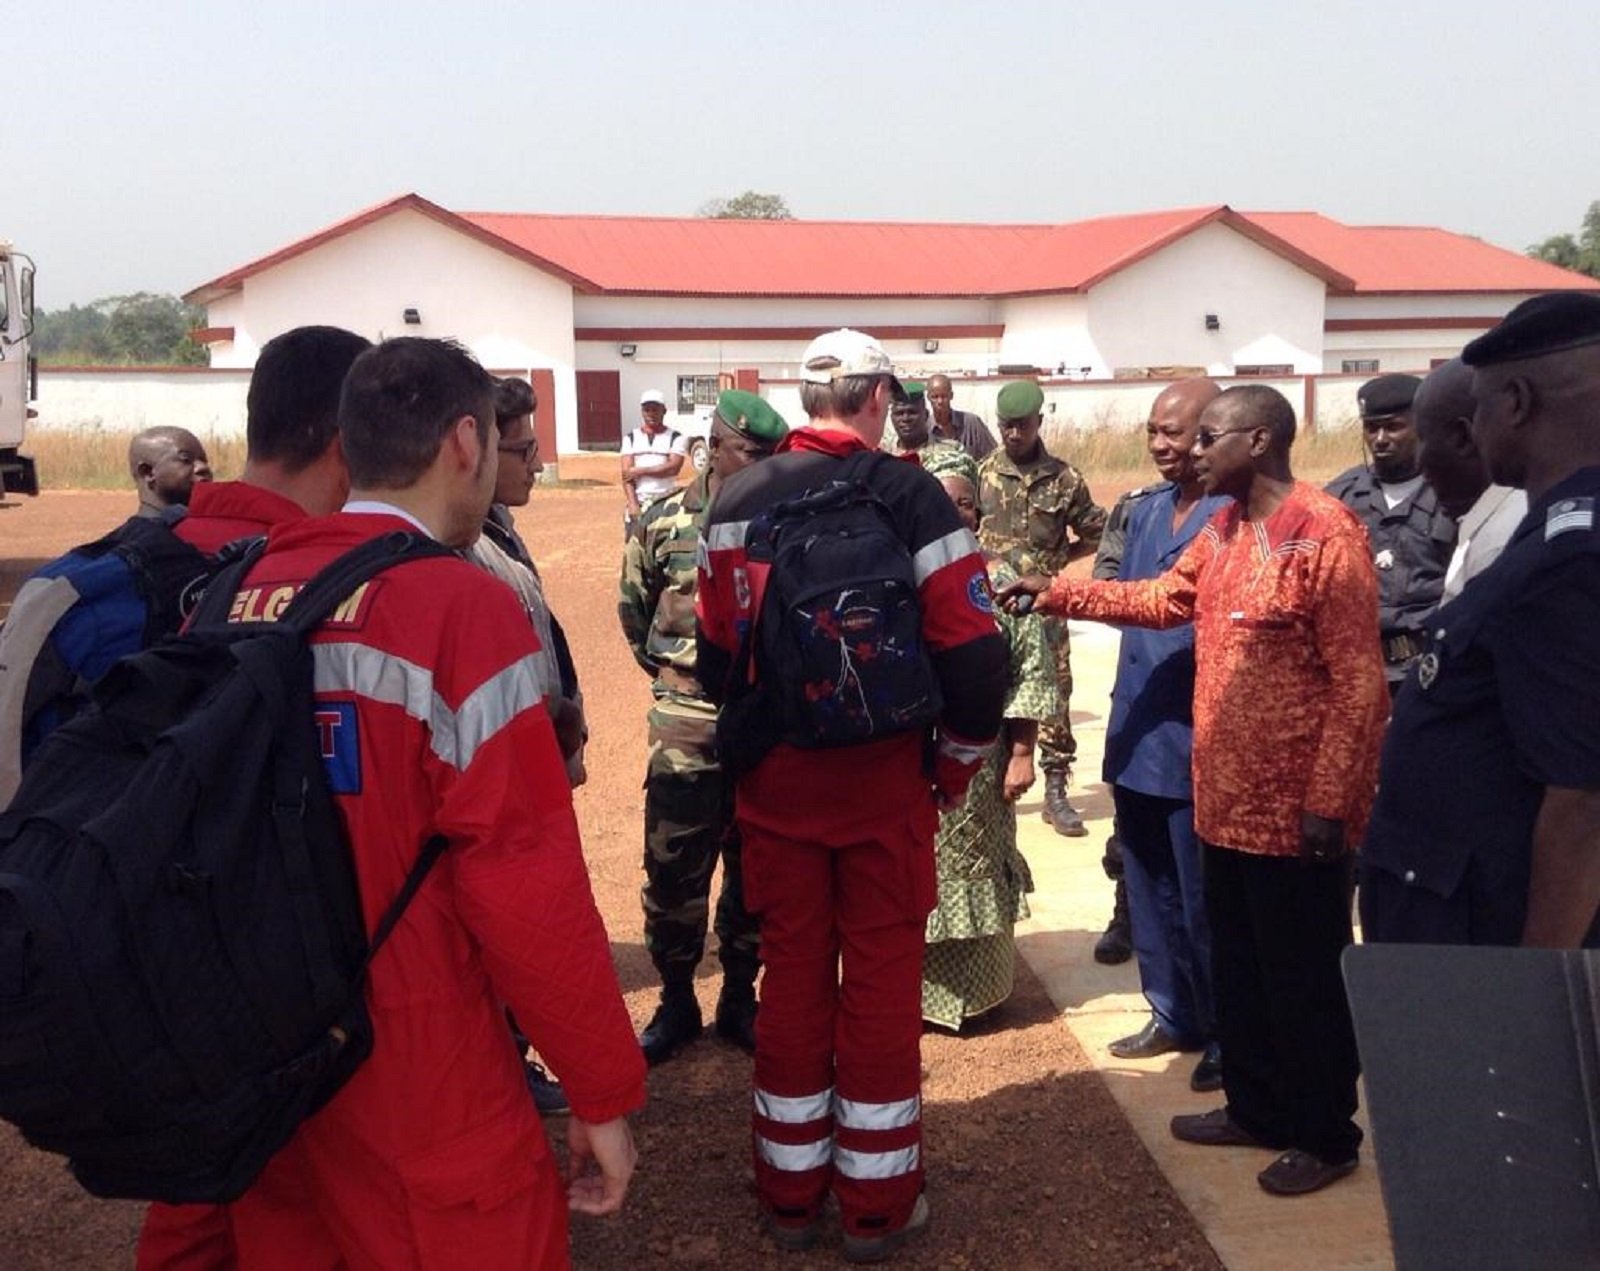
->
xmin=922 ymin=464 xmax=1059 ymax=1029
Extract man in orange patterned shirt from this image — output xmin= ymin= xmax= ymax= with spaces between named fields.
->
xmin=1001 ymin=384 xmax=1388 ymax=1197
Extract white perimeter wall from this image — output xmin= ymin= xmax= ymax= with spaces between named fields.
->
xmin=205 ymin=208 xmax=582 ymax=451
xmin=36 ymin=368 xmax=252 ymax=436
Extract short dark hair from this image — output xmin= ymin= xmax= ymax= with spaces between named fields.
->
xmin=1215 ymin=384 xmax=1297 ymax=453
xmin=799 ymin=373 xmax=882 ymax=420
xmin=494 ymin=376 xmax=537 ymax=424
xmin=246 ymin=326 xmax=372 ymax=471
xmin=339 ymin=338 xmax=496 ymax=489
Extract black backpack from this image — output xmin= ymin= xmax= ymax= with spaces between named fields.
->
xmin=0 ymin=530 xmax=454 ymax=1202
xmin=718 ymin=450 xmax=941 ymax=775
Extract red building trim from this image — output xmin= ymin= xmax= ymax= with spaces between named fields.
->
xmin=190 ymin=326 xmax=235 ymax=344
xmin=1323 ymin=316 xmax=1499 ymax=332
xmin=574 ymin=324 xmax=1005 ymax=342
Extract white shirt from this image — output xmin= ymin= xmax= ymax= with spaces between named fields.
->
xmin=621 ymin=425 xmax=688 ymax=504
xmin=1441 ymin=484 xmax=1528 ymax=602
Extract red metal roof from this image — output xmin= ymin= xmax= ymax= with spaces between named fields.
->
xmin=1238 ymin=212 xmax=1598 ymax=294
xmin=185 ymin=193 xmax=1599 ymax=303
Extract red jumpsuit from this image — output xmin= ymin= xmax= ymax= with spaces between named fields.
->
xmin=145 ymin=510 xmax=646 ymax=1270
xmin=697 ymin=429 xmax=1006 ymax=1239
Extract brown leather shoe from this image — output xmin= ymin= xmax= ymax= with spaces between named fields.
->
xmin=1170 ymin=1107 xmax=1266 ymax=1148
xmin=1257 ymin=1149 xmax=1359 ymax=1196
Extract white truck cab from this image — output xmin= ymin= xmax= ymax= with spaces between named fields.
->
xmin=0 ymin=242 xmax=39 ymax=496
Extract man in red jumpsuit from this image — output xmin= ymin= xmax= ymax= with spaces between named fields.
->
xmin=697 ymin=329 xmax=1007 ymax=1261
xmin=173 ymin=337 xmax=645 ymax=1269
xmin=137 ymin=324 xmax=374 ymax=1271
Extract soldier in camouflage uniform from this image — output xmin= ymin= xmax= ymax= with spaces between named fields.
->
xmin=885 ymin=381 xmax=969 ymax=473
xmin=617 ymin=389 xmax=789 ymax=1065
xmin=976 ymin=379 xmax=1108 ymax=836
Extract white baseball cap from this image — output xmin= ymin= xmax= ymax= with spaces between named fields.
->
xmin=640 ymin=389 xmax=667 ymax=407
xmin=799 ymin=329 xmax=905 ymax=398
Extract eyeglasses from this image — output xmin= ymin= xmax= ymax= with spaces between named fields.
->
xmin=1194 ymin=426 xmax=1259 ymax=449
xmin=497 ymin=439 xmax=539 ymax=463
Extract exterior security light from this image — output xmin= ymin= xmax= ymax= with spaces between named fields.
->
xmin=402 ymin=307 xmax=422 ymax=325
xmin=620 ymin=343 xmax=638 ymax=357
xmin=1204 ymin=313 xmax=1221 ymax=331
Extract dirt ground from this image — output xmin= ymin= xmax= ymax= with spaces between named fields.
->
xmin=0 ymin=484 xmax=1222 ymax=1270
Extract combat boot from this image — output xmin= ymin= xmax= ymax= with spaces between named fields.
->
xmin=1041 ymin=769 xmax=1088 ymax=837
xmin=714 ymin=978 xmax=758 ymax=1053
xmin=639 ymin=985 xmax=702 ymax=1067
xmin=1093 ymin=878 xmax=1133 ymax=965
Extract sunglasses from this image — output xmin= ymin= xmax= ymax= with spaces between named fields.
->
xmin=1194 ymin=426 xmax=1259 ymax=449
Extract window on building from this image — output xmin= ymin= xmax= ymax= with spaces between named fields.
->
xmin=1234 ymin=364 xmax=1294 ymax=377
xmin=676 ymin=375 xmax=720 ymax=414
xmin=1341 ymin=359 xmax=1380 ymax=374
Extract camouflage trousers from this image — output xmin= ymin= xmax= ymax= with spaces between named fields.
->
xmin=643 ymin=699 xmax=760 ymax=988
xmin=1038 ymin=616 xmax=1077 ymax=775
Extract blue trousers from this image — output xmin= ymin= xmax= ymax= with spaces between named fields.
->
xmin=1113 ymin=785 xmax=1214 ymax=1044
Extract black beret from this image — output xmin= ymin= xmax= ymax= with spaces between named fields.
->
xmin=1357 ymin=373 xmax=1422 ymax=419
xmin=1462 ymin=292 xmax=1600 ymax=368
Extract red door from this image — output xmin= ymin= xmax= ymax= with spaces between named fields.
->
xmin=576 ymin=371 xmax=622 ymax=450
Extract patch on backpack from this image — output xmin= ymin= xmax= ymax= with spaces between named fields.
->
xmin=314 ymin=703 xmax=361 ymax=794
xmin=967 ymin=570 xmax=995 ymax=614
xmin=1545 ymin=497 xmax=1594 ymax=541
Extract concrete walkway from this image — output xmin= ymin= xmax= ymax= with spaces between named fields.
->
xmin=1013 ymin=621 xmax=1396 ymax=1271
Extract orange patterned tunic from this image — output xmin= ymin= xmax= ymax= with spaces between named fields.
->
xmin=1042 ymin=482 xmax=1387 ymax=857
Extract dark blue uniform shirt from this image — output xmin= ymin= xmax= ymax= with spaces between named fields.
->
xmin=1362 ymin=466 xmax=1600 ymax=939
xmin=1099 ymin=483 xmax=1228 ymax=801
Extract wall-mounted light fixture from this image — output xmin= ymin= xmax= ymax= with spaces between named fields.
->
xmin=1204 ymin=313 xmax=1221 ymax=331
xmin=922 ymin=338 xmax=940 ymax=354
xmin=619 ymin=343 xmax=638 ymax=358
xmin=402 ymin=307 xmax=422 ymax=325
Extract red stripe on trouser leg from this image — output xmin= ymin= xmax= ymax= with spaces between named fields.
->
xmin=740 ymin=798 xmax=936 ymax=1238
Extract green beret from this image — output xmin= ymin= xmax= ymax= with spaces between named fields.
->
xmin=996 ymin=379 xmax=1045 ymax=421
xmin=921 ymin=447 xmax=979 ymax=485
xmin=715 ymin=390 xmax=789 ymax=444
xmin=1462 ymin=293 xmax=1600 ymax=367
xmin=901 ymin=380 xmax=926 ymax=399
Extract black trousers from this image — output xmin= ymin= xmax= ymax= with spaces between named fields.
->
xmin=1204 ymin=842 xmax=1363 ymax=1164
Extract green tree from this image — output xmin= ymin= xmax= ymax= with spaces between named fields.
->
xmin=34 ymin=293 xmax=208 ymax=365
xmin=698 ymin=190 xmax=794 ymax=220
xmin=1527 ymin=200 xmax=1600 ymax=278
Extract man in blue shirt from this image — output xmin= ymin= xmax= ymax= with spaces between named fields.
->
xmin=1361 ymin=293 xmax=1600 ymax=949
xmin=1095 ymin=378 xmax=1230 ymax=1089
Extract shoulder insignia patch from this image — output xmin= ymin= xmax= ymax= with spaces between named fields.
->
xmin=1545 ymin=497 xmax=1594 ymax=541
xmin=967 ymin=569 xmax=995 ymax=614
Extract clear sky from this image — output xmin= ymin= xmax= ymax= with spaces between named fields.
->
xmin=8 ymin=0 xmax=1600 ymax=306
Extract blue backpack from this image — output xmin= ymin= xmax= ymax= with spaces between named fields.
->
xmin=0 ymin=512 xmax=215 ymax=794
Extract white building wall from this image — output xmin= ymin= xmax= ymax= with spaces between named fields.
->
xmin=1086 ymin=221 xmax=1327 ymax=375
xmin=573 ymin=295 xmax=1000 ymax=328
xmin=995 ymin=295 xmax=1100 ymax=375
xmin=204 ymin=209 xmax=583 ymax=452
xmin=1323 ymin=293 xmax=1538 ymax=320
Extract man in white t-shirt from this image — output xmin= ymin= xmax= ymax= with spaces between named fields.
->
xmin=621 ymin=389 xmax=688 ymax=534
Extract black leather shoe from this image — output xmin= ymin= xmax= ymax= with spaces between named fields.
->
xmin=639 ymin=994 xmax=702 ymax=1067
xmin=1190 ymin=1042 xmax=1223 ymax=1093
xmin=714 ymin=984 xmax=758 ymax=1053
xmin=1108 ymin=1018 xmax=1197 ymax=1059
xmin=1257 ymin=1149 xmax=1358 ymax=1195
xmin=1170 ymin=1107 xmax=1266 ymax=1148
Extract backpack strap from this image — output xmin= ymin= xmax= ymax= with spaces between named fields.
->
xmin=280 ymin=532 xmax=457 ymax=634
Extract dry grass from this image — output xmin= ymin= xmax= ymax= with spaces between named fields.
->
xmin=1048 ymin=423 xmax=1365 ymax=485
xmin=23 ymin=423 xmax=1368 ymax=493
xmin=26 ymin=426 xmax=248 ymax=491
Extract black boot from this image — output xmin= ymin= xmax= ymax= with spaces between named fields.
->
xmin=639 ymin=986 xmax=702 ymax=1067
xmin=714 ymin=978 xmax=758 ymax=1053
xmin=1042 ymin=770 xmax=1088 ymax=837
xmin=1093 ymin=878 xmax=1133 ymax=965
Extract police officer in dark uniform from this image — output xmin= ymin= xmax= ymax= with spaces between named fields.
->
xmin=1326 ymin=374 xmax=1457 ymax=694
xmin=1361 ymin=293 xmax=1600 ymax=949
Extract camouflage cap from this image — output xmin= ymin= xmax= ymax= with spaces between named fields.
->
xmin=714 ymin=390 xmax=789 ymax=444
xmin=996 ymin=379 xmax=1045 ymax=421
xmin=920 ymin=446 xmax=979 ymax=485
